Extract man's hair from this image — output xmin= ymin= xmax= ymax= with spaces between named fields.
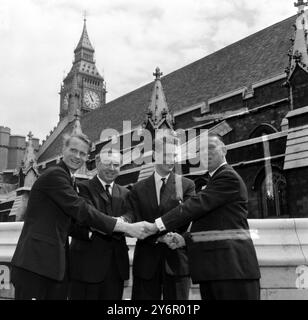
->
xmin=63 ymin=133 xmax=92 ymax=151
xmin=208 ymin=132 xmax=225 ymax=145
xmin=95 ymin=148 xmax=122 ymax=164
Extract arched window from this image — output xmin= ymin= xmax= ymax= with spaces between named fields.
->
xmin=249 ymin=123 xmax=278 ymax=139
xmin=259 ymin=171 xmax=288 ymax=218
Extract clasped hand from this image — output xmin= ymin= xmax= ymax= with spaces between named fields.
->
xmin=157 ymin=232 xmax=186 ymax=249
xmin=124 ymin=221 xmax=158 ymax=239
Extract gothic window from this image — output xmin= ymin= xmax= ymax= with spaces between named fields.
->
xmin=249 ymin=123 xmax=278 ymax=139
xmin=259 ymin=171 xmax=288 ymax=218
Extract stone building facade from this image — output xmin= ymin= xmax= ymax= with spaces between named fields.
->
xmin=2 ymin=4 xmax=308 ymax=221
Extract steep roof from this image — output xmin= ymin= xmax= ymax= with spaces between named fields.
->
xmin=74 ymin=19 xmax=94 ymax=53
xmin=38 ymin=15 xmax=296 ymax=163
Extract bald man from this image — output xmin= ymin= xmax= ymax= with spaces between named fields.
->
xmin=147 ymin=133 xmax=261 ymax=300
xmin=69 ymin=150 xmax=133 ymax=300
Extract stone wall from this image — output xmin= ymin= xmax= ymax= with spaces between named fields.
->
xmin=1 ymin=219 xmax=308 ymax=300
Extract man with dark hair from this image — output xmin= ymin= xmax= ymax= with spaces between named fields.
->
xmin=69 ymin=149 xmax=133 ymax=300
xmin=127 ymin=134 xmax=195 ymax=300
xmin=11 ymin=134 xmax=151 ymax=300
xmin=146 ymin=132 xmax=261 ymax=300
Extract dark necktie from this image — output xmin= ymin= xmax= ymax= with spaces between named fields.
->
xmin=160 ymin=178 xmax=166 ymax=204
xmin=104 ymin=184 xmax=112 ymax=215
xmin=71 ymin=176 xmax=78 ymax=192
xmin=105 ymin=184 xmax=112 ymax=200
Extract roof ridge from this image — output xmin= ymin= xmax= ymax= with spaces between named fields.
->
xmin=164 ymin=14 xmax=297 ymax=79
xmin=90 ymin=14 xmax=296 ymax=111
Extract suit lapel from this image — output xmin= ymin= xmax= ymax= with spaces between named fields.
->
xmin=145 ymin=174 xmax=159 ymax=211
xmin=91 ymin=176 xmax=109 ymax=207
xmin=211 ymin=163 xmax=229 ymax=179
xmin=58 ymin=161 xmax=73 ymax=185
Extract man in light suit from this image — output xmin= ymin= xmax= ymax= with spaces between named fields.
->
xmin=147 ymin=133 xmax=261 ymax=300
xmin=11 ymin=133 xmax=151 ymax=300
xmin=127 ymin=135 xmax=195 ymax=300
xmin=69 ymin=150 xmax=133 ymax=300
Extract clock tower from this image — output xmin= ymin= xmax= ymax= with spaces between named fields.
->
xmin=59 ymin=18 xmax=106 ymax=121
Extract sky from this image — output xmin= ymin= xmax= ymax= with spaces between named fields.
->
xmin=0 ymin=0 xmax=297 ymax=141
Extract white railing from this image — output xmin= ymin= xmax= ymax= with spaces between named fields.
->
xmin=248 ymin=219 xmax=308 ymax=266
xmin=1 ymin=219 xmax=308 ymax=265
xmin=0 ymin=222 xmax=23 ymax=262
xmin=1 ymin=219 xmax=308 ymax=299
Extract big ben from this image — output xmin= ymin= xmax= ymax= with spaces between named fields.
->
xmin=59 ymin=18 xmax=106 ymax=121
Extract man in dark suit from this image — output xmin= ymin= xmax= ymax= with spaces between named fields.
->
xmin=11 ymin=133 xmax=151 ymax=300
xmin=148 ymin=133 xmax=261 ymax=300
xmin=127 ymin=135 xmax=195 ymax=300
xmin=69 ymin=149 xmax=133 ymax=300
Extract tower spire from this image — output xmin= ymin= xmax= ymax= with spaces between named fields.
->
xmin=144 ymin=67 xmax=174 ymax=130
xmin=294 ymin=0 xmax=308 ymax=14
xmin=59 ymin=15 xmax=106 ymax=122
xmin=74 ymin=15 xmax=94 ymax=54
xmin=286 ymin=2 xmax=308 ymax=81
xmin=22 ymin=131 xmax=37 ymax=169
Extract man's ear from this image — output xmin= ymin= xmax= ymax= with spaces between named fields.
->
xmin=95 ymin=158 xmax=100 ymax=169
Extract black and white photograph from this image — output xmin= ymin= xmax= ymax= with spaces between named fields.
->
xmin=0 ymin=0 xmax=307 ymax=305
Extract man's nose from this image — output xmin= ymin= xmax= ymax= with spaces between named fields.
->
xmin=75 ymin=152 xmax=82 ymax=159
xmin=109 ymin=163 xmax=117 ymax=170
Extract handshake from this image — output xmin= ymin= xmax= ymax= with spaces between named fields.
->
xmin=119 ymin=221 xmax=159 ymax=239
xmin=114 ymin=219 xmax=186 ymax=248
xmin=117 ymin=219 xmax=186 ymax=248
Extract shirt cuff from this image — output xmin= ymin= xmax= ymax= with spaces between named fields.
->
xmin=118 ymin=216 xmax=128 ymax=223
xmin=155 ymin=217 xmax=166 ymax=232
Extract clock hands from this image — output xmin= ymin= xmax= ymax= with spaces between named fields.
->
xmin=89 ymin=93 xmax=94 ymax=102
xmin=85 ymin=91 xmax=99 ymax=108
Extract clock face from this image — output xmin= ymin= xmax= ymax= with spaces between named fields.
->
xmin=84 ymin=90 xmax=100 ymax=109
xmin=63 ymin=93 xmax=69 ymax=110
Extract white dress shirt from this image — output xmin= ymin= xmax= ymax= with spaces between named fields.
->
xmin=155 ymin=162 xmax=228 ymax=231
xmin=96 ymin=175 xmax=114 ymax=195
xmin=88 ymin=176 xmax=115 ymax=238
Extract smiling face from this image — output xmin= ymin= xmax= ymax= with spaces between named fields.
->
xmin=96 ymin=151 xmax=121 ymax=184
xmin=62 ymin=136 xmax=89 ymax=173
